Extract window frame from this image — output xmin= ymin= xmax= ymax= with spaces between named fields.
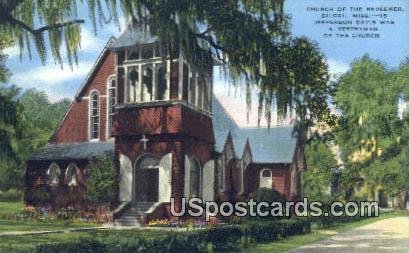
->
xmin=106 ymin=75 xmax=117 ymax=139
xmin=47 ymin=163 xmax=61 ymax=186
xmin=89 ymin=90 xmax=100 ymax=141
xmin=259 ymin=168 xmax=273 ymax=189
xmin=66 ymin=163 xmax=78 ymax=187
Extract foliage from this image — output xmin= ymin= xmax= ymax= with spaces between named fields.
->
xmin=25 ymin=186 xmax=50 ymax=204
xmin=334 ymin=56 xmax=409 ymax=204
xmin=334 ymin=55 xmax=400 ymax=162
xmin=1 ymin=0 xmax=83 ymax=66
xmin=27 ymin=218 xmax=311 ymax=253
xmin=252 ymin=188 xmax=287 ymax=203
xmin=302 ymin=140 xmax=338 ymax=201
xmin=0 ymin=88 xmax=69 ymax=191
xmin=87 ymin=156 xmax=117 ymax=204
xmin=0 ymin=189 xmax=22 ymax=202
xmin=1 ymin=1 xmax=334 ymax=133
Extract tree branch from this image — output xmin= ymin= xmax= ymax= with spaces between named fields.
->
xmin=7 ymin=15 xmax=84 ymax=35
xmin=194 ymin=32 xmax=224 ymax=51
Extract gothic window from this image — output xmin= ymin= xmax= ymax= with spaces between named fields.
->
xmin=66 ymin=163 xmax=78 ymax=187
xmin=156 ymin=66 xmax=167 ymax=100
xmin=108 ymin=77 xmax=116 ymax=136
xmin=260 ymin=169 xmax=272 ymax=189
xmin=142 ymin=66 xmax=153 ymax=101
xmin=47 ymin=163 xmax=61 ymax=186
xmin=190 ymin=157 xmax=201 ymax=198
xmin=127 ymin=67 xmax=139 ymax=102
xmin=189 ymin=71 xmax=196 ymax=105
xmin=182 ymin=64 xmax=189 ymax=100
xmin=90 ymin=91 xmax=99 ymax=140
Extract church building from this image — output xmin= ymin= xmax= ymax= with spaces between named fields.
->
xmin=24 ymin=23 xmax=306 ymax=225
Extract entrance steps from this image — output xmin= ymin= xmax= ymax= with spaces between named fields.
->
xmin=114 ymin=202 xmax=156 ymax=227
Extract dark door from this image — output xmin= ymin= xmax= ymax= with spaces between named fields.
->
xmin=135 ymin=168 xmax=159 ymax=202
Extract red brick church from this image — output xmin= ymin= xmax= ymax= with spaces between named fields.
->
xmin=24 ymin=23 xmax=306 ymax=225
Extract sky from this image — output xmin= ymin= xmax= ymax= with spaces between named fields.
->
xmin=3 ymin=0 xmax=409 ymax=127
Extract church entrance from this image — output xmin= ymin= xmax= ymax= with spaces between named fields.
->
xmin=134 ymin=154 xmax=159 ymax=202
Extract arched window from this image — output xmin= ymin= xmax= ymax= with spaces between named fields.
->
xmin=47 ymin=163 xmax=61 ymax=186
xmin=107 ymin=77 xmax=116 ymax=136
xmin=190 ymin=157 xmax=201 ymax=198
xmin=89 ymin=91 xmax=99 ymax=140
xmin=260 ymin=169 xmax=273 ymax=189
xmin=137 ymin=154 xmax=159 ymax=169
xmin=142 ymin=66 xmax=153 ymax=101
xmin=128 ymin=67 xmax=139 ymax=102
xmin=156 ymin=66 xmax=167 ymax=100
xmin=66 ymin=163 xmax=78 ymax=187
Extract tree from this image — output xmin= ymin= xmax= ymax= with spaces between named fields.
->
xmin=302 ymin=139 xmax=337 ymax=201
xmin=87 ymin=156 xmax=117 ymax=204
xmin=334 ymin=55 xmax=408 ymax=207
xmin=1 ymin=1 xmax=333 ymax=130
xmin=17 ymin=89 xmax=70 ymax=161
xmin=0 ymin=87 xmax=70 ymax=191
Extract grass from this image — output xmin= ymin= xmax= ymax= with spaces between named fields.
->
xmin=0 ymin=232 xmax=92 ymax=253
xmin=0 ymin=202 xmax=407 ymax=253
xmin=240 ymin=211 xmax=407 ymax=253
xmin=0 ymin=202 xmax=23 ymax=218
xmin=0 ymin=202 xmax=98 ymax=233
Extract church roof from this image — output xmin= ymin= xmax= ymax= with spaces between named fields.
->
xmin=28 ymin=142 xmax=114 ymax=161
xmin=212 ymin=98 xmax=297 ymax=164
xmin=111 ymin=22 xmax=158 ymax=49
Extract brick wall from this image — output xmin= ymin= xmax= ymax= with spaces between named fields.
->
xmin=243 ymin=163 xmax=291 ymax=198
xmin=50 ymin=50 xmax=116 ymax=143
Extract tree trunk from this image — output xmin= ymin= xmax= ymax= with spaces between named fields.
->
xmin=395 ymin=190 xmax=407 ymax=210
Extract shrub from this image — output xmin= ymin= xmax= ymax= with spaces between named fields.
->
xmin=30 ymin=219 xmax=313 ymax=253
xmin=205 ymin=226 xmax=243 ymax=250
xmin=0 ymin=189 xmax=22 ymax=202
xmin=35 ymin=239 xmax=105 ymax=253
xmin=87 ymin=156 xmax=117 ymax=204
xmin=246 ymin=188 xmax=287 ymax=221
xmin=25 ymin=186 xmax=50 ymax=204
xmin=252 ymin=188 xmax=287 ymax=203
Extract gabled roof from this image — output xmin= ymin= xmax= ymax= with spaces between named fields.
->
xmin=111 ymin=22 xmax=158 ymax=49
xmin=212 ymin=97 xmax=297 ymax=164
xmin=74 ymin=37 xmax=116 ymax=99
xmin=28 ymin=142 xmax=114 ymax=161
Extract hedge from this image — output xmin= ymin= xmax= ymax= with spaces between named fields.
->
xmin=26 ymin=214 xmax=374 ymax=253
xmin=0 ymin=189 xmax=22 ymax=202
xmin=31 ymin=218 xmax=311 ymax=253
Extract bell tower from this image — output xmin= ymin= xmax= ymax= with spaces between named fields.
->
xmin=111 ymin=22 xmax=215 ymax=210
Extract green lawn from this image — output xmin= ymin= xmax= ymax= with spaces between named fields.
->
xmin=241 ymin=211 xmax=407 ymax=253
xmin=0 ymin=203 xmax=407 ymax=253
xmin=0 ymin=202 xmax=98 ymax=233
xmin=0 ymin=232 xmax=92 ymax=252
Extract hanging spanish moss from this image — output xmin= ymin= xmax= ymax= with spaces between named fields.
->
xmin=1 ymin=0 xmax=334 ymax=142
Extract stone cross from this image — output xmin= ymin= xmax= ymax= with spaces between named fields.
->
xmin=140 ymin=134 xmax=149 ymax=150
